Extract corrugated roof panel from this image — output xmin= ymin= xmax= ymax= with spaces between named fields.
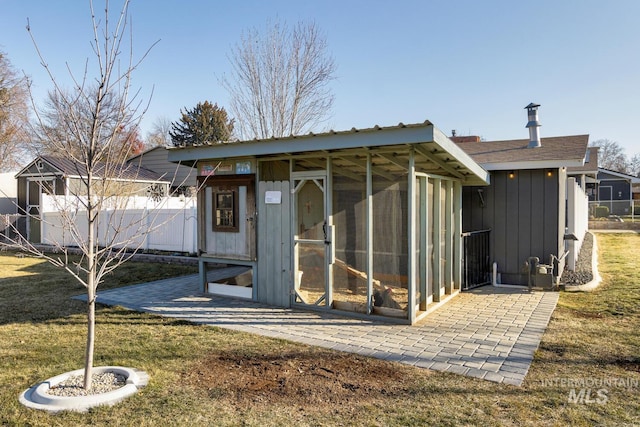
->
xmin=168 ymin=121 xmax=490 ymax=186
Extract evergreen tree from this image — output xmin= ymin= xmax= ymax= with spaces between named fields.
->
xmin=169 ymin=101 xmax=234 ymax=146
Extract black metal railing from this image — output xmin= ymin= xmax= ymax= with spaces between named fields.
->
xmin=462 ymin=229 xmax=491 ymax=290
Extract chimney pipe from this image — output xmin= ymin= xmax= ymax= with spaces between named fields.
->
xmin=525 ymin=103 xmax=541 ymax=148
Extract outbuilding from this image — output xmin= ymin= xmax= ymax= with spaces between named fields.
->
xmin=168 ymin=121 xmax=489 ymax=324
xmin=455 ymin=104 xmax=590 ymax=287
xmin=592 ymin=168 xmax=640 ymax=216
xmin=15 ymin=156 xmax=169 ymax=243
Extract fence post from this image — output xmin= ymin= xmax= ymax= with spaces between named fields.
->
xmin=191 ymin=204 xmax=197 ymax=254
xmin=145 ymin=207 xmax=150 ymax=251
xmin=567 ymin=178 xmax=576 ymax=271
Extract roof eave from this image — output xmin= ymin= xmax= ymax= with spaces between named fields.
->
xmin=480 ymin=159 xmax=586 ymax=171
xmin=168 ymin=122 xmax=490 ymax=186
xmin=168 ymin=123 xmax=436 ymax=162
xmin=598 ymin=167 xmax=640 ymax=182
xmin=432 ymin=127 xmax=490 ymax=185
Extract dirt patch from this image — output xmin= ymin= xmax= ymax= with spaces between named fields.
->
xmin=572 ymin=310 xmax=605 ymax=319
xmin=541 ymin=343 xmax=567 ymax=357
xmin=610 ymin=357 xmax=640 ymax=373
xmin=182 ymin=349 xmax=428 ymax=411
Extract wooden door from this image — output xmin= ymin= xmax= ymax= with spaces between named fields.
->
xmin=201 ymin=175 xmax=256 ymax=260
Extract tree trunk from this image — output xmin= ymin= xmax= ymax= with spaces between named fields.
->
xmin=84 ymin=291 xmax=95 ymax=390
xmin=84 ymin=173 xmax=96 ymax=390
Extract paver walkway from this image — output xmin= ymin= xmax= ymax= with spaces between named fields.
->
xmin=85 ymin=272 xmax=559 ymax=386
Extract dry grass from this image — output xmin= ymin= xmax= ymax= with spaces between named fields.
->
xmin=1 ymin=235 xmax=639 ymax=426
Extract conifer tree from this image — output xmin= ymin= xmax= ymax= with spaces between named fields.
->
xmin=169 ymin=101 xmax=234 ymax=146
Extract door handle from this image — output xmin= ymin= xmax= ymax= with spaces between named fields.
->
xmin=323 ymin=221 xmax=329 ymax=244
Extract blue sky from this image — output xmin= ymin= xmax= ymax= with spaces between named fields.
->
xmin=1 ymin=0 xmax=639 ymax=156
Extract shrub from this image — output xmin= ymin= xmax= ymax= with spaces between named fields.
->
xmin=595 ymin=206 xmax=609 ymax=218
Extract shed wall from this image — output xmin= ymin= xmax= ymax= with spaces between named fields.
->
xmin=257 ymin=181 xmax=291 ymax=307
xmin=463 ymin=169 xmax=563 ymax=285
xmin=204 ymin=185 xmax=250 ymax=258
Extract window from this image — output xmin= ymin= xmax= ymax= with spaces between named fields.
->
xmin=200 ymin=174 xmax=255 ymax=233
xmin=214 ymin=190 xmax=238 ymax=231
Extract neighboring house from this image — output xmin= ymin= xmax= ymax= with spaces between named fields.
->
xmin=455 ymin=104 xmax=590 ymax=287
xmin=127 ymin=146 xmax=198 ymax=194
xmin=15 ymin=156 xmax=170 ymax=243
xmin=0 ymin=172 xmax=17 ymax=215
xmin=569 ymin=146 xmax=640 ymax=216
xmin=592 ymin=168 xmax=640 ymax=216
xmin=0 ymin=172 xmax=18 ymax=240
xmin=168 ymin=121 xmax=490 ymax=324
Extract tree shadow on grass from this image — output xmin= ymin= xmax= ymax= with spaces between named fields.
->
xmin=0 ymin=266 xmax=87 ymax=325
xmin=0 ymin=253 xmax=196 ymax=326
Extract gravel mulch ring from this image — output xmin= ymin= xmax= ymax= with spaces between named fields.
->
xmin=560 ymin=231 xmax=594 ymax=287
xmin=46 ymin=372 xmax=126 ymax=397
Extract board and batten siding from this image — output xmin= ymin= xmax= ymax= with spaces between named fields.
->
xmin=257 ymin=181 xmax=292 ymax=307
xmin=462 ymin=169 xmax=565 ymax=285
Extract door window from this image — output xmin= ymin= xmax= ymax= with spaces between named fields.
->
xmin=213 ymin=189 xmax=238 ymax=231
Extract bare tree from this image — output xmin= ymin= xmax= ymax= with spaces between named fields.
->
xmin=2 ymin=0 xmax=162 ymax=390
xmin=145 ymin=116 xmax=172 ymax=147
xmin=590 ymin=139 xmax=629 ymax=174
xmin=222 ymin=19 xmax=336 ymax=140
xmin=32 ymin=86 xmax=144 ymax=158
xmin=630 ymin=153 xmax=640 ymax=177
xmin=0 ymin=50 xmax=30 ymax=171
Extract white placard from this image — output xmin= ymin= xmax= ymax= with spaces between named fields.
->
xmin=265 ymin=191 xmax=282 ymax=204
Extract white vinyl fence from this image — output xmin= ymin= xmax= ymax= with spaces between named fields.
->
xmin=41 ymin=195 xmax=198 ymax=254
xmin=566 ymin=177 xmax=589 ymax=271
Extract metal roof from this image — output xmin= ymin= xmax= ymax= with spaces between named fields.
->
xmin=16 ymin=156 xmax=169 ymax=183
xmin=168 ymin=121 xmax=490 ymax=186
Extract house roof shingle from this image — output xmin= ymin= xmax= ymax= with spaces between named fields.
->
xmin=567 ymin=146 xmax=598 ymax=174
xmin=456 ymin=135 xmax=589 ymax=171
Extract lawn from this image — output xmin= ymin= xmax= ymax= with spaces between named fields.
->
xmin=1 ymin=235 xmax=639 ymax=426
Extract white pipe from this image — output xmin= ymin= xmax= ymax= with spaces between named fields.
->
xmin=491 ymin=261 xmax=528 ymax=289
xmin=492 ymin=262 xmax=497 ymax=286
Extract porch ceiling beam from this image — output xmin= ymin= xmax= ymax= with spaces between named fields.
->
xmin=303 ymin=158 xmax=365 ymax=182
xmin=337 ymin=156 xmax=396 ymax=181
xmin=377 ymin=153 xmax=408 ymax=171
xmin=417 ymin=167 xmax=455 ymax=177
xmin=414 ymin=145 xmax=465 ymax=179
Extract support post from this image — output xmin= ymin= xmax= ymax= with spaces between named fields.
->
xmin=366 ymin=153 xmax=373 ymax=315
xmin=433 ymin=178 xmax=442 ymax=302
xmin=453 ymin=181 xmax=463 ymax=291
xmin=407 ymin=150 xmax=416 ymax=323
